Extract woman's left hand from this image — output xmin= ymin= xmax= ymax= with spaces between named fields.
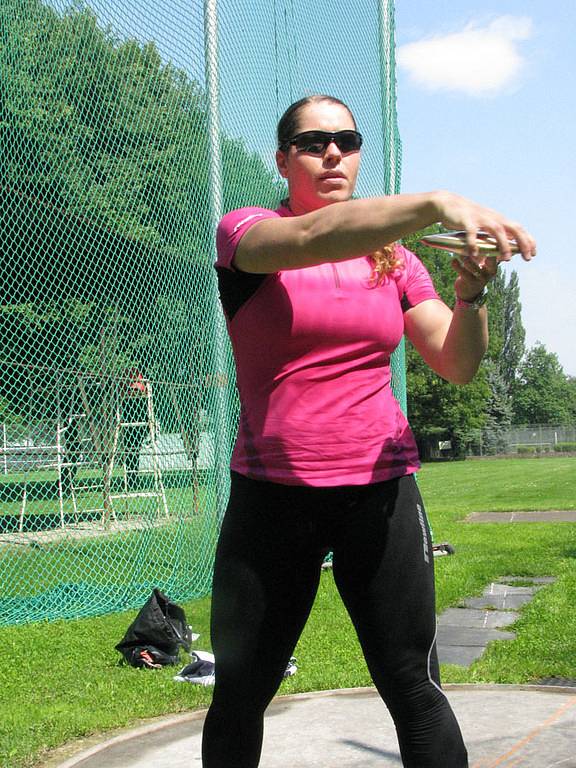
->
xmin=451 ymin=253 xmax=498 ymax=302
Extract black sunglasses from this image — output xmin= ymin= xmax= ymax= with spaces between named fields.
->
xmin=280 ymin=130 xmax=363 ymax=155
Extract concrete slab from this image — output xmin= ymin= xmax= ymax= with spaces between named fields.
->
xmin=485 ymin=583 xmax=541 ymax=596
xmin=464 ymin=593 xmax=534 ymax=611
xmin=437 ymin=625 xmax=515 ymax=647
xmin=438 ymin=645 xmax=486 ymax=666
xmin=438 ymin=608 xmax=518 ymax=629
xmin=436 ymin=579 xmax=550 ymax=667
xmin=466 ymin=510 xmax=576 ymax=523
xmin=48 ymin=686 xmax=576 ymax=768
xmin=497 ymin=576 xmax=557 ymax=585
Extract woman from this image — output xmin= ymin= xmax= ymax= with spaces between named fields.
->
xmin=202 ymin=95 xmax=535 ymax=767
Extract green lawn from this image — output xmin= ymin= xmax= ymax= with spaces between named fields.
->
xmin=1 ymin=456 xmax=575 ymax=768
xmin=418 ymin=456 xmax=575 ymax=517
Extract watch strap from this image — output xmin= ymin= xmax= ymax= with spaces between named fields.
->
xmin=454 ymin=288 xmax=488 ymax=310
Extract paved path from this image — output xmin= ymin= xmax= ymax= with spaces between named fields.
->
xmin=437 ymin=577 xmax=554 ymax=667
xmin=49 ymin=686 xmax=576 ymax=768
xmin=466 ymin=509 xmax=576 ymax=523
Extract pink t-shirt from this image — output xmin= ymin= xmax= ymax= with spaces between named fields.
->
xmin=215 ymin=205 xmax=440 ymax=486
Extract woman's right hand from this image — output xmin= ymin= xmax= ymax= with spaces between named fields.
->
xmin=431 ymin=190 xmax=537 ymax=263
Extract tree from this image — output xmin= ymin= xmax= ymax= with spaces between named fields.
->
xmin=501 ymin=271 xmax=525 ymax=388
xmin=481 ymin=361 xmax=513 ymax=454
xmin=513 ymin=343 xmax=576 ymax=425
xmin=485 ymin=270 xmax=525 ymax=389
xmin=1 ymin=0 xmax=281 ymax=424
xmin=404 ymin=343 xmax=490 ymax=458
xmin=401 ymin=227 xmax=456 ymax=306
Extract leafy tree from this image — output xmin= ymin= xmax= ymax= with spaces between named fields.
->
xmin=513 ymin=343 xmax=576 ymax=425
xmin=2 ymin=1 xmax=211 ymax=257
xmin=401 ymin=227 xmax=456 ymax=306
xmin=484 ymin=269 xmax=506 ymax=362
xmin=0 ymin=396 xmax=22 ymax=425
xmin=1 ymin=0 xmax=281 ymax=429
xmin=404 ymin=343 xmax=490 ymax=458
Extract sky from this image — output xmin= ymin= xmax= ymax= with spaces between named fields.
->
xmin=393 ymin=0 xmax=576 ymax=376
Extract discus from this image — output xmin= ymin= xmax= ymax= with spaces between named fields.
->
xmin=420 ymin=230 xmax=520 ymax=256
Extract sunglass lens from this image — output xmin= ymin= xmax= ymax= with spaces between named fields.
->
xmin=294 ymin=134 xmax=326 ymax=154
xmin=292 ymin=131 xmax=362 ymax=154
xmin=337 ymin=133 xmax=360 ymax=152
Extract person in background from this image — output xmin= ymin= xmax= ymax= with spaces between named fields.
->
xmin=121 ymin=369 xmax=148 ymax=489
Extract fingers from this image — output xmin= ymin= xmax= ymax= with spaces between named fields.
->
xmin=464 ymin=221 xmax=514 ymax=263
xmin=483 ymin=254 xmax=498 ymax=278
xmin=459 ymin=253 xmax=496 ymax=280
xmin=487 ymin=224 xmax=513 ymax=262
xmin=435 ymin=192 xmax=537 ymax=263
xmin=451 ymin=253 xmax=499 ymax=301
xmin=480 ymin=221 xmax=536 ymax=263
xmin=464 ymin=228 xmax=479 ymax=260
xmin=503 ymin=224 xmax=537 ymax=262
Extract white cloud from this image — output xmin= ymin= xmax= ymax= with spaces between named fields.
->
xmin=397 ymin=16 xmax=534 ymax=96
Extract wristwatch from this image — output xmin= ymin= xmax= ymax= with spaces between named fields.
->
xmin=454 ymin=288 xmax=488 ymax=310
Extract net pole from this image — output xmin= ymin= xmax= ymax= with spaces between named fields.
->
xmin=377 ymin=0 xmax=407 ymax=415
xmin=377 ymin=0 xmax=400 ymax=196
xmin=2 ymin=424 xmax=7 ymax=475
xmin=203 ymin=0 xmax=232 ymax=518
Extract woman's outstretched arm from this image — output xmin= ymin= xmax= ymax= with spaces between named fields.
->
xmin=233 ymin=190 xmax=536 ymax=273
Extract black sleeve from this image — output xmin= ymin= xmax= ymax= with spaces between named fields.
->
xmin=215 ymin=266 xmax=269 ymax=321
xmin=400 ymin=292 xmax=413 ymax=313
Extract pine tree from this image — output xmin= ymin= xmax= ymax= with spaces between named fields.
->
xmin=482 ymin=362 xmax=513 ymax=454
xmin=502 ymin=271 xmax=525 ymax=391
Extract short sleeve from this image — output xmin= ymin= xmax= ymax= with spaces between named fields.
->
xmin=395 ymin=245 xmax=440 ymax=310
xmin=215 ymin=207 xmax=280 ymax=271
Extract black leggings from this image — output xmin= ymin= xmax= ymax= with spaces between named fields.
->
xmin=202 ymin=472 xmax=468 ymax=767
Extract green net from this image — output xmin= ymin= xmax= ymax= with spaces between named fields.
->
xmin=0 ymin=0 xmax=403 ymax=626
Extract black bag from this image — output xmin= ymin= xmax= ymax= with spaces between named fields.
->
xmin=115 ymin=588 xmax=193 ymax=668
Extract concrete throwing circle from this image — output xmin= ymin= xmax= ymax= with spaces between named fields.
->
xmin=50 ymin=685 xmax=576 ymax=768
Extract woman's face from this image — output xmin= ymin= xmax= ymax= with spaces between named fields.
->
xmin=276 ymin=101 xmax=361 ymax=215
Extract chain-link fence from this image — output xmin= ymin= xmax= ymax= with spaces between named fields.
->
xmin=465 ymin=424 xmax=576 ymax=458
xmin=1 ymin=0 xmax=403 ymax=626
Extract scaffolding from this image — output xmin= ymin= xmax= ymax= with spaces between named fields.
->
xmin=12 ymin=375 xmax=169 ymax=532
xmin=73 ymin=374 xmax=169 ymax=524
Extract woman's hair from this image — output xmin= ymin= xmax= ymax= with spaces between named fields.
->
xmin=369 ymin=246 xmax=403 ymax=285
xmin=277 ymin=94 xmax=357 ymax=147
xmin=277 ymin=95 xmax=401 ymax=283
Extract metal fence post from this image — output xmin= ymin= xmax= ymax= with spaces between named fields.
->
xmin=203 ymin=0 xmax=232 ymax=521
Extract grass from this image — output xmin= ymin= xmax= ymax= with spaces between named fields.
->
xmin=1 ymin=456 xmax=575 ymax=767
xmin=418 ymin=456 xmax=575 ymax=517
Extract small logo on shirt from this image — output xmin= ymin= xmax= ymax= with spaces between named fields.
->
xmin=232 ymin=213 xmax=265 ymax=234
